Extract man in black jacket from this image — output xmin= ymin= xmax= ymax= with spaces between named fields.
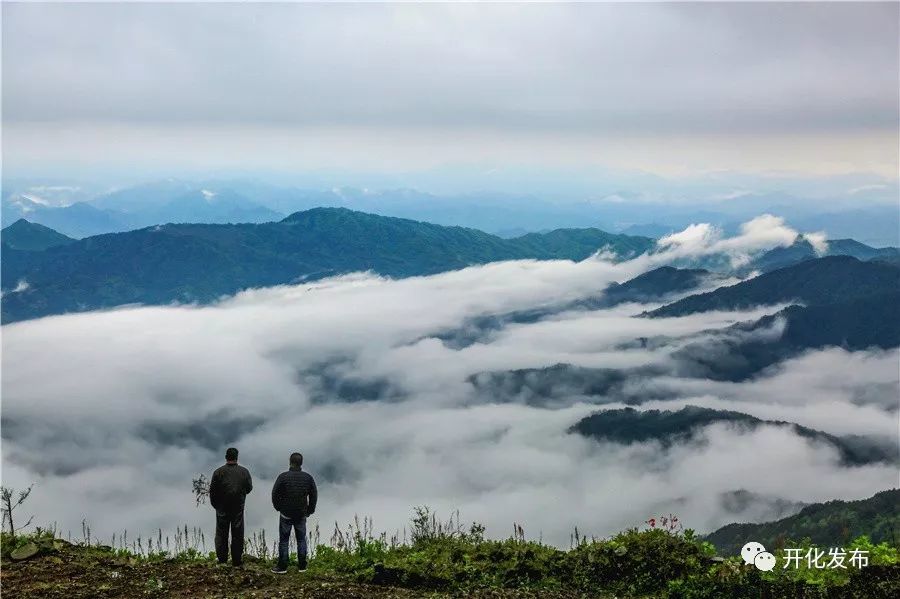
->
xmin=270 ymin=452 xmax=317 ymax=573
xmin=209 ymin=447 xmax=253 ymax=566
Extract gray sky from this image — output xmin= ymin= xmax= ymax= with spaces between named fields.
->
xmin=3 ymin=2 xmax=898 ymax=177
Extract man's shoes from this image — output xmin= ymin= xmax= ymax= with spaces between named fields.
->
xmin=271 ymin=566 xmax=288 ymax=574
xmin=298 ymin=558 xmax=308 ymax=572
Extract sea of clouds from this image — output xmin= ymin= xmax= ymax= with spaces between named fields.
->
xmin=2 ymin=216 xmax=897 ymax=548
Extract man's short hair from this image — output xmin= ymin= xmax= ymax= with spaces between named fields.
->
xmin=225 ymin=447 xmax=239 ymax=462
xmin=290 ymin=452 xmax=303 ymax=467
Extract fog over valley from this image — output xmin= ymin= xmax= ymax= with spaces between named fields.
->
xmin=3 ymin=217 xmax=897 ymax=547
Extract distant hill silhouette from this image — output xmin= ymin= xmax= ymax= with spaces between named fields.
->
xmin=0 ymin=208 xmax=653 ymax=323
xmin=1 ymin=181 xmax=284 ymax=237
xmin=571 ymin=406 xmax=897 ymax=466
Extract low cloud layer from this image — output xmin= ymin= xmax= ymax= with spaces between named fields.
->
xmin=2 ymin=218 xmax=897 ymax=546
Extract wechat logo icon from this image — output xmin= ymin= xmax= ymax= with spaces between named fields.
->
xmin=741 ymin=541 xmax=776 ymax=571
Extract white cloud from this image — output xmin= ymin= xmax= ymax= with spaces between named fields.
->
xmin=655 ymin=214 xmax=815 ymax=267
xmin=0 ymin=280 xmax=30 ymax=298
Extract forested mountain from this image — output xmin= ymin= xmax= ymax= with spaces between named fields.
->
xmin=1 ymin=219 xmax=75 ymax=251
xmin=649 ymin=256 xmax=899 ymax=318
xmin=571 ymin=406 xmax=897 ymax=466
xmin=0 ymin=208 xmax=653 ymax=323
xmin=705 ymin=488 xmax=900 ymax=556
xmin=669 ymin=291 xmax=900 ymax=382
xmin=753 ymin=293 xmax=900 ymax=350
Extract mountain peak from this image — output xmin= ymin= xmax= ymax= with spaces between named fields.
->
xmin=281 ymin=206 xmax=385 ymax=221
xmin=1 ymin=219 xmax=76 ymax=251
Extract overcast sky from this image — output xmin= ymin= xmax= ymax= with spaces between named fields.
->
xmin=3 ymin=2 xmax=898 ymax=178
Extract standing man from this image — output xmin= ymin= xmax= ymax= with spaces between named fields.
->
xmin=270 ymin=452 xmax=317 ymax=574
xmin=209 ymin=447 xmax=253 ymax=567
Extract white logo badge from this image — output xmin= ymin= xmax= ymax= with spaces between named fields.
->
xmin=754 ymin=551 xmax=776 ymax=571
xmin=740 ymin=541 xmax=767 ymax=566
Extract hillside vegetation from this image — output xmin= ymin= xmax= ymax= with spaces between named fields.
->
xmin=706 ymin=489 xmax=900 ymax=557
xmin=3 ymin=504 xmax=899 ymax=599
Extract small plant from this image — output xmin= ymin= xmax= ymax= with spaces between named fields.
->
xmin=1 ymin=484 xmax=35 ymax=542
xmin=646 ymin=513 xmax=683 ymax=535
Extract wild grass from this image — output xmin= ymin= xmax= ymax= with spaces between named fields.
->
xmin=3 ymin=507 xmax=899 ymax=598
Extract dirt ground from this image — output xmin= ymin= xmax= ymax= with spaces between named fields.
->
xmin=0 ymin=545 xmax=591 ymax=599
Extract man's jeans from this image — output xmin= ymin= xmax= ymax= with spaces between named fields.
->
xmin=215 ymin=509 xmax=245 ymax=565
xmin=277 ymin=514 xmax=308 ymax=569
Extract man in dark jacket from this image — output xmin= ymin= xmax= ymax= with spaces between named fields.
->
xmin=209 ymin=447 xmax=253 ymax=566
xmin=270 ymin=452 xmax=317 ymax=573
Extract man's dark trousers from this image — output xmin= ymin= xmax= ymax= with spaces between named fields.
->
xmin=277 ymin=514 xmax=307 ymax=569
xmin=215 ymin=509 xmax=245 ymax=565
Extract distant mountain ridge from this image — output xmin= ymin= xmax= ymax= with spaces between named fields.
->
xmin=1 ymin=180 xmax=284 ymax=237
xmin=670 ymin=294 xmax=900 ymax=382
xmin=1 ymin=219 xmax=75 ymax=251
xmin=648 ymin=256 xmax=900 ymax=318
xmin=571 ymin=406 xmax=897 ymax=466
xmin=0 ymin=208 xmax=654 ymax=323
xmin=752 ymin=236 xmax=899 ymax=273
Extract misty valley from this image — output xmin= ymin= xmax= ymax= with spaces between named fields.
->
xmin=2 ymin=207 xmax=898 ymax=553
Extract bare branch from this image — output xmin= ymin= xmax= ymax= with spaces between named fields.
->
xmin=192 ymin=474 xmax=210 ymax=507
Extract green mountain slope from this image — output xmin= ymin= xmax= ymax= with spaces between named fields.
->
xmin=705 ymin=488 xmax=900 ymax=556
xmin=0 ymin=208 xmax=653 ymax=323
xmin=1 ymin=219 xmax=75 ymax=251
xmin=648 ymin=256 xmax=899 ymax=318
